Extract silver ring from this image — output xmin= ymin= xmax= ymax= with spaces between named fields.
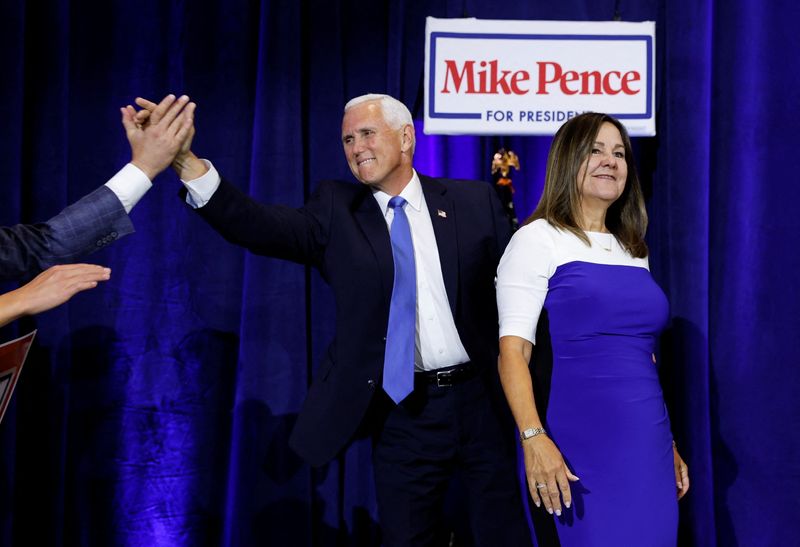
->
xmin=536 ymin=483 xmax=547 ymax=489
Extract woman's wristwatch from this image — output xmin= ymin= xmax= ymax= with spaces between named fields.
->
xmin=519 ymin=427 xmax=547 ymax=444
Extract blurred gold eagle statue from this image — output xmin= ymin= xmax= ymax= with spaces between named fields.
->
xmin=491 ymin=148 xmax=521 ymax=230
xmin=491 ymin=149 xmax=520 ymax=188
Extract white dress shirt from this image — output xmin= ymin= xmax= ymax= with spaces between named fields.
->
xmin=104 ymin=163 xmax=153 ymax=213
xmin=371 ymin=171 xmax=470 ymax=371
xmin=182 ymin=164 xmax=470 ymax=371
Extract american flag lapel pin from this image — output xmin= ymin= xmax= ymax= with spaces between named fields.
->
xmin=437 ymin=209 xmax=447 ymax=218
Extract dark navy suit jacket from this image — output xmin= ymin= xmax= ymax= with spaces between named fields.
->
xmin=194 ymin=174 xmax=512 ymax=466
xmin=0 ymin=186 xmax=134 ymax=282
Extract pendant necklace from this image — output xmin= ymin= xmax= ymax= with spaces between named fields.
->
xmin=590 ymin=232 xmax=613 ymax=252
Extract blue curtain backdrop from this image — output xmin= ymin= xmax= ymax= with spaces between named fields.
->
xmin=1 ymin=0 xmax=798 ymax=545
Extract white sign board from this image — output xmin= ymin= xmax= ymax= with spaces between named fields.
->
xmin=424 ymin=18 xmax=656 ymax=136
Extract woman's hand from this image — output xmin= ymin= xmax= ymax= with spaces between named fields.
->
xmin=673 ymin=444 xmax=690 ymax=500
xmin=523 ymin=434 xmax=580 ymax=515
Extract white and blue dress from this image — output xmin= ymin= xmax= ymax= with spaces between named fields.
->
xmin=497 ymin=219 xmax=678 ymax=546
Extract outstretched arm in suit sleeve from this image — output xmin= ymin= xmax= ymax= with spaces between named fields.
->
xmin=181 ymin=160 xmax=331 ymax=267
xmin=0 ymin=186 xmax=131 ymax=282
xmin=0 ymin=264 xmax=111 ymax=327
xmin=131 ymin=97 xmax=330 ymax=267
xmin=134 ymin=95 xmax=329 ymax=266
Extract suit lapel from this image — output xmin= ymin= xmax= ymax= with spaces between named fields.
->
xmin=353 ymin=188 xmax=394 ymax=304
xmin=420 ymin=175 xmax=459 ymax=317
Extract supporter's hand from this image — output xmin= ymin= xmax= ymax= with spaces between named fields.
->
xmin=0 ymin=264 xmax=111 ymax=327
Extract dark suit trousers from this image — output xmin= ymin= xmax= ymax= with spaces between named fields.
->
xmin=371 ymin=368 xmax=533 ymax=547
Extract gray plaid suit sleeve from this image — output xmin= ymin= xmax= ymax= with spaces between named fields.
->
xmin=0 ymin=185 xmax=134 ymax=281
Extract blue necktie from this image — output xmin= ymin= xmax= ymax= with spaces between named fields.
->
xmin=383 ymin=196 xmax=416 ymax=404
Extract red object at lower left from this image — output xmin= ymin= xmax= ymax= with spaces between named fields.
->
xmin=0 ymin=330 xmax=37 ymax=425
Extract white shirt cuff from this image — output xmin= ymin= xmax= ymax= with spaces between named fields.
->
xmin=104 ymin=163 xmax=153 ymax=213
xmin=182 ymin=159 xmax=220 ymax=209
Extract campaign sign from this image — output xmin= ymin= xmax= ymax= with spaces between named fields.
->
xmin=424 ymin=18 xmax=656 ymax=136
xmin=0 ymin=330 xmax=36 ymax=425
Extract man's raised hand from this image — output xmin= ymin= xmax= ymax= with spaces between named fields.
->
xmin=121 ymin=94 xmax=195 ymax=180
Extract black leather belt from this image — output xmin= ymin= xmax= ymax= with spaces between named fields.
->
xmin=415 ymin=362 xmax=479 ymax=387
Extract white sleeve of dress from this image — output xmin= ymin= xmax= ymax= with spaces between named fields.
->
xmin=496 ymin=220 xmax=555 ymax=345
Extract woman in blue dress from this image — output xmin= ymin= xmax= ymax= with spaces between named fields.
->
xmin=496 ymin=113 xmax=690 ymax=546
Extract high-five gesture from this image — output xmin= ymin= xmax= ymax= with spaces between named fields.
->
xmin=131 ymin=96 xmax=208 ymax=181
xmin=121 ymin=94 xmax=195 ymax=180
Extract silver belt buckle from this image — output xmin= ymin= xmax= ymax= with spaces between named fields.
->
xmin=436 ymin=369 xmax=454 ymax=387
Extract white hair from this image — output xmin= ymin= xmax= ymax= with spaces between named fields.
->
xmin=344 ymin=94 xmax=413 ymax=130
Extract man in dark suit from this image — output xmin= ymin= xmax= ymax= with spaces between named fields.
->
xmin=0 ymin=94 xmax=196 ymax=328
xmin=144 ymin=93 xmax=531 ymax=546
